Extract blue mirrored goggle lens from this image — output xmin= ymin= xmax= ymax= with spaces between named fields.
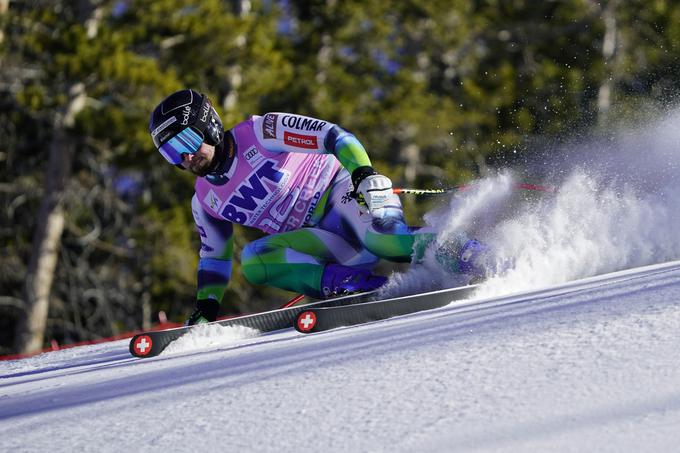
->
xmin=158 ymin=127 xmax=204 ymax=164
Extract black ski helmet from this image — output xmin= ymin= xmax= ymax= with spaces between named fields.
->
xmin=149 ymin=89 xmax=224 ymax=165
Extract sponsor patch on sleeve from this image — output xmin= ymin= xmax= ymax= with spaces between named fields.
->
xmin=284 ymin=131 xmax=318 ymax=149
xmin=262 ymin=113 xmax=279 ymax=139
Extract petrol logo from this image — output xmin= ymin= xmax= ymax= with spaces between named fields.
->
xmin=284 ymin=131 xmax=318 ymax=149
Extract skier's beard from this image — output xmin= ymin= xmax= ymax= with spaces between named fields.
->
xmin=189 ymin=139 xmax=228 ymax=177
xmin=188 ymin=157 xmax=213 ymax=177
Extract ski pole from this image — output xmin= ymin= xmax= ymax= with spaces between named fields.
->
xmin=393 ymin=182 xmax=555 ymax=195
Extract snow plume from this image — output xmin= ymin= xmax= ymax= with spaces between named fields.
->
xmin=398 ymin=109 xmax=680 ymax=298
xmin=480 ymin=109 xmax=680 ymax=297
xmin=481 ymin=169 xmax=680 ymax=297
xmin=162 ymin=324 xmax=259 ymax=356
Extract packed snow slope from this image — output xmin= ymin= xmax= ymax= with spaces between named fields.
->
xmin=3 ymin=110 xmax=680 ymax=452
xmin=2 ymin=260 xmax=680 ymax=452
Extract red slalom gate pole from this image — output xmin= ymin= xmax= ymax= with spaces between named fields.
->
xmin=280 ymin=294 xmax=306 ymax=309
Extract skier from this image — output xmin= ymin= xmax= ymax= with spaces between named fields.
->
xmin=149 ymin=89 xmax=488 ymax=325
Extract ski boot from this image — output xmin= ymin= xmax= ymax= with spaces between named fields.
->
xmin=436 ymin=238 xmax=492 ymax=282
xmin=185 ymin=298 xmax=220 ymax=326
xmin=320 ymin=263 xmax=387 ymax=298
xmin=457 ymin=239 xmax=489 ymax=276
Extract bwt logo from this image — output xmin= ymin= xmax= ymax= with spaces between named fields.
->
xmin=221 ymin=161 xmax=285 ymax=224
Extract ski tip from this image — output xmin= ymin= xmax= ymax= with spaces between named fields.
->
xmin=295 ymin=310 xmax=317 ymax=333
xmin=130 ymin=334 xmax=154 ymax=358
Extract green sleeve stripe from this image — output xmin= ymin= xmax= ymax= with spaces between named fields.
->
xmin=332 ymin=134 xmax=372 ymax=174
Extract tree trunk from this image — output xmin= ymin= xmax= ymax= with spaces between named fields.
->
xmin=222 ymin=1 xmax=251 ymax=112
xmin=15 ymin=83 xmax=86 ymax=354
xmin=401 ymin=143 xmax=420 ymax=187
xmin=597 ymin=0 xmax=618 ymax=124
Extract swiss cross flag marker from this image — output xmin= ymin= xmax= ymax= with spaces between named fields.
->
xmin=297 ymin=311 xmax=317 ymax=332
xmin=133 ymin=335 xmax=152 ymax=356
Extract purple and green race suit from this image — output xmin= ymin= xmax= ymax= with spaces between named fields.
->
xmin=192 ymin=113 xmax=465 ymax=301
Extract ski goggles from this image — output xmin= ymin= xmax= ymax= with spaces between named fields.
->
xmin=157 ymin=127 xmax=204 ymax=165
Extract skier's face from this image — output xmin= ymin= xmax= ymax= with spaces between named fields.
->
xmin=180 ymin=142 xmax=215 ymax=176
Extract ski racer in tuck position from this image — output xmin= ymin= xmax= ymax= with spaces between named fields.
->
xmin=149 ymin=89 xmax=490 ymax=325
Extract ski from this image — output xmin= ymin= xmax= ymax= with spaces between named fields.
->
xmin=294 ymin=284 xmax=478 ymax=334
xmin=129 ymin=290 xmax=377 ymax=358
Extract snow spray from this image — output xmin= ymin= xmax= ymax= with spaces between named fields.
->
xmin=395 ymin=109 xmax=680 ymax=299
xmin=162 ymin=324 xmax=258 ymax=355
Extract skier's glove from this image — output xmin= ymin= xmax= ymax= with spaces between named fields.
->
xmin=352 ymin=166 xmax=393 ymax=218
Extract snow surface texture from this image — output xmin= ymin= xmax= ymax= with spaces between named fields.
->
xmin=2 ymin=262 xmax=680 ymax=452
xmin=2 ymin=113 xmax=680 ymax=452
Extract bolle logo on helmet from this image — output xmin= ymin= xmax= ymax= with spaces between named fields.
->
xmin=181 ymin=105 xmax=191 ymax=125
xmin=200 ymin=104 xmax=210 ymax=123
